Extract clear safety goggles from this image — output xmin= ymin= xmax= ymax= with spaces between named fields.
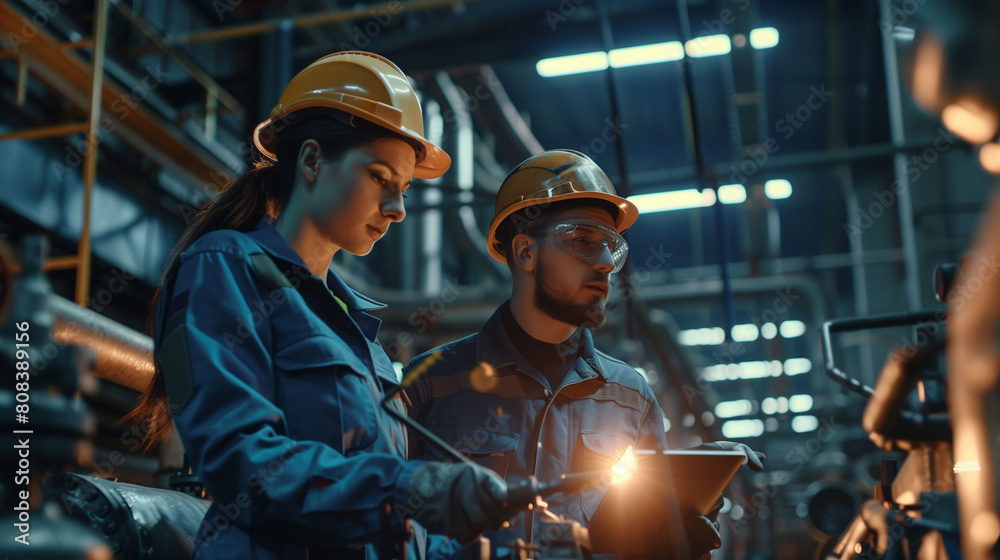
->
xmin=529 ymin=223 xmax=629 ymax=273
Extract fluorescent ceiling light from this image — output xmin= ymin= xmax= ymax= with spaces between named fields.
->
xmin=749 ymin=27 xmax=779 ymax=49
xmin=779 ymin=320 xmax=807 ymax=338
xmin=765 ymin=179 xmax=792 ymax=199
xmin=685 ymin=34 xmax=732 ymax=58
xmin=609 ymin=41 xmax=684 ymax=68
xmin=715 ymin=399 xmax=754 ymax=419
xmin=677 ymin=327 xmax=726 ymax=346
xmin=783 ymin=358 xmax=812 ymax=376
xmin=718 ymin=184 xmax=747 ymax=204
xmin=731 ymin=323 xmax=759 ymax=342
xmin=791 ymin=415 xmax=819 ymax=433
xmin=789 ymin=394 xmax=813 ymax=413
xmin=761 ymin=322 xmax=777 ymax=339
xmin=536 ymin=51 xmax=609 ymax=77
xmin=628 ymin=188 xmax=715 ymax=213
xmin=721 ymin=419 xmax=764 ymax=438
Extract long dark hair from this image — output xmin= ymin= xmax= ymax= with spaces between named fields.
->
xmin=129 ymin=108 xmax=422 ymax=448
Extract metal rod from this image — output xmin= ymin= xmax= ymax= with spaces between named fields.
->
xmin=0 ymin=39 xmax=94 ymax=60
xmin=77 ymin=0 xmax=108 ymax=307
xmin=878 ymin=0 xmax=922 ymax=310
xmin=16 ymin=55 xmax=27 ymax=106
xmin=107 ymin=0 xmax=244 ymax=118
xmin=169 ymin=0 xmax=483 ymax=47
xmin=0 ymin=122 xmax=89 ymax=142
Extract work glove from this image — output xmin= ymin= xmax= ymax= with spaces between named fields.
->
xmin=407 ymin=462 xmax=510 ymax=545
xmin=695 ymin=441 xmax=766 ymax=471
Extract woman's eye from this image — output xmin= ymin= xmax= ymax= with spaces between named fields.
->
xmin=371 ymin=172 xmax=388 ymax=186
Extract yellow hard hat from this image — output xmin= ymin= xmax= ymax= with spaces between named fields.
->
xmin=486 ymin=149 xmax=639 ymax=262
xmin=253 ymin=51 xmax=450 ymax=179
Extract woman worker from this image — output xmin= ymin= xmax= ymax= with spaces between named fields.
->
xmin=131 ymin=51 xmax=509 ymax=560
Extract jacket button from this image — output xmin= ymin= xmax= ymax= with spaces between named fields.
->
xmin=543 ymin=389 xmax=551 ymax=397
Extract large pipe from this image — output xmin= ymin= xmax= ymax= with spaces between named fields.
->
xmin=47 ymin=295 xmax=154 ymax=393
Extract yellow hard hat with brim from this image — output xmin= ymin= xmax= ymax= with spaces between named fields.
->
xmin=253 ymin=51 xmax=450 ymax=180
xmin=486 ymin=149 xmax=639 ymax=263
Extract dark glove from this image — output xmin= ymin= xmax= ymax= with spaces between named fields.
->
xmin=655 ymin=514 xmax=722 ymax=560
xmin=407 ymin=462 xmax=510 ymax=545
xmin=696 ymin=441 xmax=766 ymax=471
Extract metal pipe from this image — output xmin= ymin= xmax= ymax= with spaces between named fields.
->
xmin=77 ymin=0 xmax=108 ymax=307
xmin=107 ymin=0 xmax=244 ymax=118
xmin=47 ymin=295 xmax=154 ymax=393
xmin=878 ymin=0 xmax=922 ymax=310
xmin=152 ymin=0 xmax=486 ymax=48
xmin=0 ymin=122 xmax=88 ymax=142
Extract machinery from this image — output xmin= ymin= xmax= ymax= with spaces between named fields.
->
xmin=818 ymin=265 xmax=970 ymax=559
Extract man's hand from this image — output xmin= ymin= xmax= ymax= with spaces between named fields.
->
xmin=407 ymin=462 xmax=510 ymax=544
xmin=695 ymin=441 xmax=766 ymax=471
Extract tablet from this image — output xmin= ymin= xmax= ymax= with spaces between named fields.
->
xmin=587 ymin=449 xmax=747 ymax=554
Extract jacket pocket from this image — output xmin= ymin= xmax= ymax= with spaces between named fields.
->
xmin=273 ymin=335 xmax=379 ymax=453
xmin=426 ymin=421 xmax=519 ymax=477
xmin=574 ymin=431 xmax=633 ymax=523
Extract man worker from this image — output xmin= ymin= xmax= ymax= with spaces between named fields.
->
xmin=404 ymin=149 xmax=761 ymax=558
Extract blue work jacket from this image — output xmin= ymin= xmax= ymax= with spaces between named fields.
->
xmin=155 ymin=218 xmax=454 ymax=560
xmin=404 ymin=305 xmax=669 ymax=553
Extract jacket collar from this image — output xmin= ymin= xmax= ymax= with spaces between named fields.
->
xmin=246 ymin=217 xmax=387 ymax=313
xmin=476 ymin=302 xmax=606 ymax=388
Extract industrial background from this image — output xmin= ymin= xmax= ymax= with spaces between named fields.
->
xmin=1 ymin=0 xmax=996 ymax=558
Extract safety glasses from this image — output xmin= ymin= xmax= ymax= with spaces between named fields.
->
xmin=529 ymin=223 xmax=629 ymax=273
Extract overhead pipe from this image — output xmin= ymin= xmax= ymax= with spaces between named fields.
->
xmin=878 ymin=0 xmax=923 ymax=310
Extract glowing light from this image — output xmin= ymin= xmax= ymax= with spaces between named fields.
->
xmin=685 ymin=34 xmax=732 ymax=58
xmin=732 ymin=323 xmax=759 ymax=342
xmin=779 ymin=320 xmax=807 ymax=338
xmin=749 ymin=27 xmax=779 ymax=49
xmin=911 ymin=35 xmax=943 ymax=110
xmin=537 ymin=52 xmax=609 ymax=77
xmin=609 ymin=41 xmax=684 ymax=68
xmin=765 ymin=179 xmax=792 ymax=200
xmin=783 ymin=358 xmax=812 ymax=376
xmin=761 ymin=322 xmax=777 ymax=339
xmin=718 ymin=184 xmax=747 ymax=204
xmin=715 ymin=399 xmax=754 ymax=418
xmin=970 ymin=512 xmax=1000 ymax=547
xmin=942 ymin=99 xmax=1000 ymax=144
xmin=789 ymin=394 xmax=813 ymax=413
xmin=761 ymin=397 xmax=776 ymax=414
xmin=954 ymin=461 xmax=982 ymax=473
xmin=721 ymin=419 xmax=764 ymax=438
xmin=611 ymin=445 xmax=637 ymax=484
xmin=677 ymin=327 xmax=726 ymax=346
xmin=980 ymin=143 xmax=1000 ymax=175
xmin=776 ymin=397 xmax=789 ymax=414
xmin=629 ymin=188 xmax=715 ymax=213
xmin=792 ymin=415 xmax=819 ymax=433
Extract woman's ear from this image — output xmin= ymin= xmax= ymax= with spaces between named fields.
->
xmin=297 ymin=139 xmax=322 ymax=188
xmin=511 ymin=234 xmax=536 ymax=273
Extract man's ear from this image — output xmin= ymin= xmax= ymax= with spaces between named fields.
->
xmin=297 ymin=139 xmax=322 ymax=187
xmin=511 ymin=234 xmax=536 ymax=273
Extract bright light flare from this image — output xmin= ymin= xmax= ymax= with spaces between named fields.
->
xmin=765 ymin=179 xmax=792 ymax=200
xmin=942 ymin=98 xmax=1000 ymax=145
xmin=749 ymin=27 xmax=779 ymax=49
xmin=979 ymin=143 xmax=1000 ymax=175
xmin=609 ymin=42 xmax=684 ymax=68
xmin=610 ymin=445 xmax=637 ymax=484
xmin=628 ymin=188 xmax=715 ymax=213
xmin=685 ymin=34 xmax=732 ymax=58
xmin=537 ymin=52 xmax=609 ymax=77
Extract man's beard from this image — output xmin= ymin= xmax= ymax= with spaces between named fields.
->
xmin=533 ymin=259 xmax=608 ymax=329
